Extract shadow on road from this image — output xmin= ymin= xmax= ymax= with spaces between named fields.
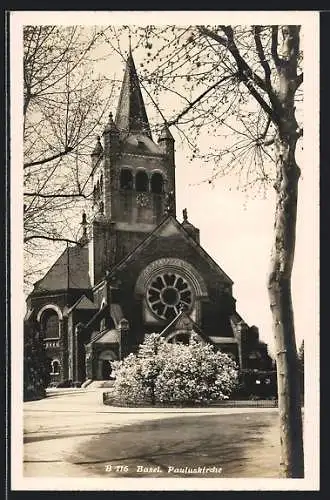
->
xmin=73 ymin=412 xmax=280 ymax=478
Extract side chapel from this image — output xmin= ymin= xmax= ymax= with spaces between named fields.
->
xmin=25 ymin=48 xmax=273 ymax=383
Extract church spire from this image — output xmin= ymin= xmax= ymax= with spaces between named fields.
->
xmin=128 ymin=33 xmax=132 ymax=55
xmin=115 ymin=42 xmax=152 ymax=139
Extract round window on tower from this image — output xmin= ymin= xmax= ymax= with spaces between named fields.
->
xmin=146 ymin=272 xmax=193 ymax=321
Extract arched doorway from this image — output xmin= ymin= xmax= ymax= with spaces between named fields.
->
xmin=101 ymin=360 xmax=112 ymax=379
xmin=167 ymin=332 xmax=191 ymax=345
xmin=97 ymin=349 xmax=117 ymax=380
xmin=166 ymin=330 xmax=203 ymax=345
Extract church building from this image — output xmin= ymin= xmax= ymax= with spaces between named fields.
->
xmin=25 ymin=49 xmax=273 ymax=384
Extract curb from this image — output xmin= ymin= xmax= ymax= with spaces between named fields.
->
xmin=102 ymin=392 xmax=278 ymax=409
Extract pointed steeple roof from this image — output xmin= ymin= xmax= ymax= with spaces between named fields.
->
xmin=103 ymin=112 xmax=119 ymax=135
xmin=115 ymin=46 xmax=152 ymax=139
xmin=91 ymin=135 xmax=103 ymax=156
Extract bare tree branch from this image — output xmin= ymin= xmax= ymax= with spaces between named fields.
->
xmin=167 ymin=73 xmax=237 ymax=127
xmin=24 ymin=191 xmax=90 ymax=199
xmin=271 ymin=26 xmax=282 ymax=68
xmin=197 ymin=25 xmax=280 ymax=125
xmin=24 ymin=147 xmax=73 ymax=168
xmin=296 ymin=73 xmax=303 ymax=89
xmin=24 ymin=235 xmax=81 ymax=244
xmin=198 ymin=25 xmax=268 ymax=92
xmin=253 ymin=26 xmax=271 ymax=84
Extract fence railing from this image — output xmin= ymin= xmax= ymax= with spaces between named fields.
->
xmin=102 ymin=392 xmax=278 ymax=408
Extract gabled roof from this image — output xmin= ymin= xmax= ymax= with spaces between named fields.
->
xmin=31 ymin=245 xmax=91 ymax=294
xmin=84 ymin=303 xmax=108 ymax=331
xmin=88 ymin=329 xmax=120 ymax=345
xmin=115 ymin=49 xmax=152 ymax=139
xmin=111 ymin=215 xmax=233 ymax=284
xmin=160 ymin=310 xmax=213 ymax=344
xmin=66 ymin=294 xmax=98 ymax=314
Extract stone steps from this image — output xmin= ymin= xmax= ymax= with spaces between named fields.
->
xmin=86 ymin=380 xmax=115 ymax=390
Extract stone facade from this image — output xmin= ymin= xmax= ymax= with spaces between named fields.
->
xmin=25 ymin=49 xmax=273 ymax=384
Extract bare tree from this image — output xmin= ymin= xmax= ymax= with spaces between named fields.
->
xmin=23 ymin=25 xmax=116 ymax=288
xmin=131 ymin=24 xmax=304 ymax=478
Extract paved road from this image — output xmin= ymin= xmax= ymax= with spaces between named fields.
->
xmin=24 ymin=390 xmax=280 ymax=478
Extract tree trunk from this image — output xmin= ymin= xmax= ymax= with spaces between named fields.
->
xmin=268 ymin=129 xmax=304 ymax=477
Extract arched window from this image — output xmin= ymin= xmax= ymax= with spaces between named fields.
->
xmin=42 ymin=310 xmax=59 ymax=339
xmin=151 ymin=172 xmax=164 ymax=194
xmin=120 ymin=169 xmax=133 ymax=190
xmin=136 ymin=171 xmax=149 ymax=192
xmin=51 ymin=359 xmax=60 ymax=375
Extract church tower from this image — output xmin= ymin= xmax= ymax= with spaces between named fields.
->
xmin=89 ymin=47 xmax=176 ymax=286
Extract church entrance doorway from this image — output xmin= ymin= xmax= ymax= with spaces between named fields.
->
xmin=101 ymin=360 xmax=112 ymax=379
xmin=97 ymin=349 xmax=117 ymax=380
xmin=167 ymin=331 xmax=193 ymax=345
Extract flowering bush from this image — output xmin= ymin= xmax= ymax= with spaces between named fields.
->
xmin=111 ymin=334 xmax=169 ymax=405
xmin=112 ymin=334 xmax=238 ymax=406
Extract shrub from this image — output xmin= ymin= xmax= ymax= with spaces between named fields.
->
xmin=112 ymin=335 xmax=169 ymax=405
xmin=24 ymin=320 xmax=50 ymax=401
xmin=112 ymin=334 xmax=238 ymax=406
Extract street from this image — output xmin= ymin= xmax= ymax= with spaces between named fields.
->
xmin=24 ymin=390 xmax=280 ymax=478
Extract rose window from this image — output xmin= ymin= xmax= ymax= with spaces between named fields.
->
xmin=146 ymin=272 xmax=193 ymax=320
